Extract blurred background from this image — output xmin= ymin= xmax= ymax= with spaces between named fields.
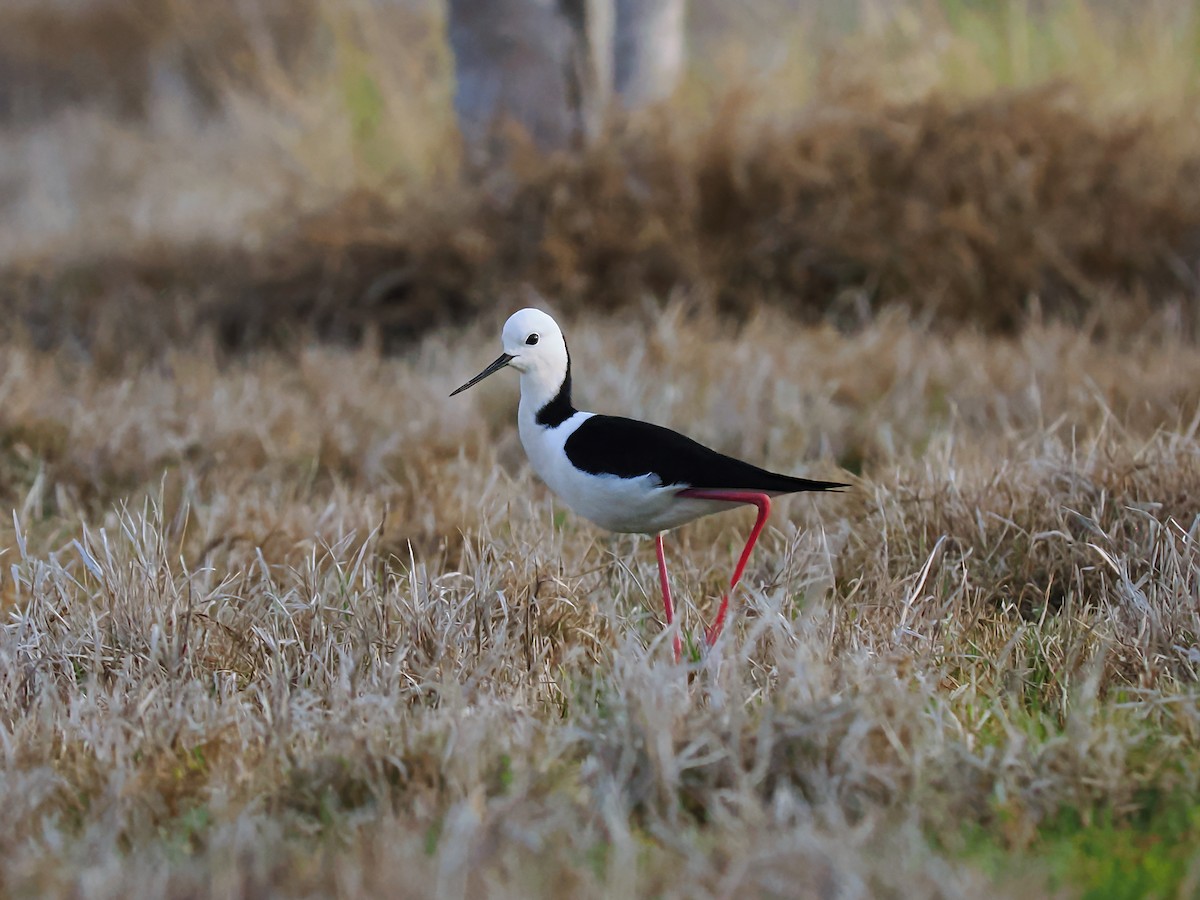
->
xmin=2 ymin=0 xmax=1200 ymax=360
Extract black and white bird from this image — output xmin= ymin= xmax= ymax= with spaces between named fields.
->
xmin=451 ymin=308 xmax=846 ymax=659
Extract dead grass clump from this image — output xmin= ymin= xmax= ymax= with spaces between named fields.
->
xmin=2 ymin=310 xmax=1199 ymax=895
xmin=8 ymin=2 xmax=1200 ymax=365
xmin=0 ymin=246 xmax=231 ymax=369
xmin=861 ymin=436 xmax=1200 ymax=614
xmin=694 ymin=86 xmax=1200 ymax=328
xmin=838 ymin=434 xmax=1200 ymax=695
xmin=20 ymin=84 xmax=1194 ymax=358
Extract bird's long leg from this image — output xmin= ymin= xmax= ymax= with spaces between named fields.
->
xmin=676 ymin=489 xmax=772 ymax=646
xmin=655 ymin=532 xmax=682 ymax=662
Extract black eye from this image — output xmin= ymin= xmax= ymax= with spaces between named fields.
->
xmin=526 ymin=334 xmax=539 ymax=345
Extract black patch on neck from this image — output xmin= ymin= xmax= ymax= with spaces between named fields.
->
xmin=536 ymin=345 xmax=576 ymax=427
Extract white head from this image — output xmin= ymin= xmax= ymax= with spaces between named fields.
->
xmin=450 ymin=308 xmax=569 ymax=399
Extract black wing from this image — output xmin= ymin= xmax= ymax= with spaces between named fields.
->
xmin=563 ymin=415 xmax=848 ymax=493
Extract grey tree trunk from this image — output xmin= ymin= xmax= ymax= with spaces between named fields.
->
xmin=613 ymin=0 xmax=686 ymax=107
xmin=447 ymin=0 xmax=583 ymax=157
xmin=447 ymin=0 xmax=685 ymax=159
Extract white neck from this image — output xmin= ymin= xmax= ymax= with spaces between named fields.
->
xmin=517 ymin=352 xmax=574 ymax=429
xmin=521 ymin=368 xmax=560 ymax=406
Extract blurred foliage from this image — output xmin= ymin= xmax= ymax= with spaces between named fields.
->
xmin=962 ymin=791 xmax=1200 ymax=899
xmin=2 ymin=1 xmax=1200 ymax=357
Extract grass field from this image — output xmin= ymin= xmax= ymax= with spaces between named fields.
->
xmin=3 ymin=1 xmax=1200 ymax=897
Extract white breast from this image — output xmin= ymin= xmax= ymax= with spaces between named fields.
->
xmin=517 ymin=403 xmax=733 ymax=534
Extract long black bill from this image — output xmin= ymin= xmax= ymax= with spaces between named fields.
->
xmin=450 ymin=353 xmax=514 ymax=397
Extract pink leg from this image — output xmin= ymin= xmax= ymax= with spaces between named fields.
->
xmin=677 ymin=489 xmax=772 ymax=646
xmin=655 ymin=532 xmax=682 ymax=662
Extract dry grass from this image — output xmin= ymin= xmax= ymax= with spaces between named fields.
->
xmin=2 ymin=308 xmax=1200 ymax=896
xmin=5 ymin=2 xmax=1200 ymax=358
xmin=8 ymin=83 xmax=1200 ymax=361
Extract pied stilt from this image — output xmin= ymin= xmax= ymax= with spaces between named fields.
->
xmin=451 ymin=308 xmax=846 ymax=659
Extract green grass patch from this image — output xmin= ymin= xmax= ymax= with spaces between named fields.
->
xmin=962 ymin=791 xmax=1200 ymax=899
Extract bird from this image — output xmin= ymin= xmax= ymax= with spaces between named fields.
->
xmin=451 ymin=308 xmax=846 ymax=660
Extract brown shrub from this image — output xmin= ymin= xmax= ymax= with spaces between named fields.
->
xmin=6 ymin=85 xmax=1198 ymax=358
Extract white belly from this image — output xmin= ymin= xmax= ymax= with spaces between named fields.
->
xmin=518 ymin=407 xmax=737 ymax=534
xmin=549 ymin=467 xmax=738 ymax=533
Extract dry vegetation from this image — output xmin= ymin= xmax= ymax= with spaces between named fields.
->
xmin=3 ymin=0 xmax=1200 ymax=896
xmin=3 ymin=310 xmax=1200 ymax=897
xmin=5 ymin=0 xmax=1200 ymax=358
xmin=7 ymin=72 xmax=1200 ymax=359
